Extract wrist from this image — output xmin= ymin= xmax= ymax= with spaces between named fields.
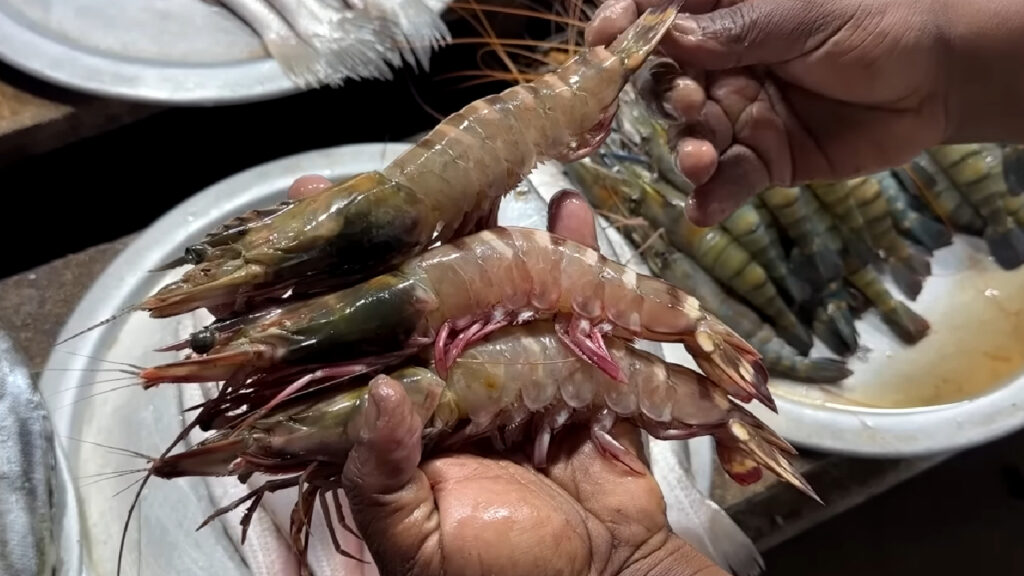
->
xmin=619 ymin=534 xmax=729 ymax=576
xmin=940 ymin=0 xmax=1024 ymax=142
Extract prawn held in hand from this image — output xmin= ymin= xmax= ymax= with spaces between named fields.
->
xmin=132 ymin=0 xmax=687 ymax=321
xmin=142 ymin=321 xmax=812 ymax=573
xmin=142 ymin=226 xmax=770 ymax=412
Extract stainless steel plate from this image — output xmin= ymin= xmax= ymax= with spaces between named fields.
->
xmin=0 ymin=0 xmax=299 ymax=104
xmin=37 ymin=143 xmax=715 ymax=575
xmin=742 ymin=235 xmax=1024 ymax=458
xmin=530 ymin=163 xmax=1024 ymax=459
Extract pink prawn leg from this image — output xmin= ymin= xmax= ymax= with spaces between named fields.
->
xmin=433 ymin=189 xmax=630 ymax=383
xmin=554 ymin=315 xmax=626 ymax=383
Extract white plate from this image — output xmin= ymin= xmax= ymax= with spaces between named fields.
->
xmin=0 ymin=0 xmax=300 ymax=104
xmin=36 ymin=143 xmax=716 ymax=575
xmin=743 ymin=233 xmax=1024 ymax=458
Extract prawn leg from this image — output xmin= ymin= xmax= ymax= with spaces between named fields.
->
xmin=554 ymin=315 xmax=627 ymax=383
xmin=434 ymin=316 xmax=512 ymax=379
xmin=589 ymin=408 xmax=648 ymax=475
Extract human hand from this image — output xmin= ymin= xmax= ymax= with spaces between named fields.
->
xmin=588 ymin=0 xmax=951 ymax=226
xmin=286 ymin=174 xmax=726 ymax=576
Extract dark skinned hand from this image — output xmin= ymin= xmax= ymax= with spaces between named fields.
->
xmin=284 ymin=174 xmax=727 ymax=576
xmin=587 ymin=0 xmax=950 ymax=226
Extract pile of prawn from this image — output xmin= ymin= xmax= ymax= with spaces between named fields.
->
xmin=56 ymin=1 xmax=818 ymax=574
xmin=557 ymin=56 xmax=1024 ymax=386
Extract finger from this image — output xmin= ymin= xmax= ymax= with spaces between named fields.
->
xmin=665 ymin=75 xmax=705 ymax=121
xmin=660 ymin=0 xmax=850 ymax=70
xmin=676 ymin=138 xmax=718 ymax=187
xmin=341 ymin=376 xmax=439 ymax=574
xmin=636 ymin=0 xmax=721 ymax=14
xmin=548 ymin=189 xmax=600 ymax=250
xmin=585 ymin=0 xmax=637 ymax=47
xmin=288 ymin=174 xmax=333 ymax=200
xmin=586 ymin=0 xmax=725 ymax=48
xmin=678 ymin=98 xmax=732 ymax=153
xmin=544 ymin=422 xmax=668 ymax=549
xmin=686 ymin=143 xmax=770 ymax=226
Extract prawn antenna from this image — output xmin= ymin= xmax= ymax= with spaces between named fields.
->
xmin=55 ymin=303 xmax=141 ymax=347
xmin=438 ymin=0 xmax=591 ymax=92
xmin=117 ymin=413 xmax=203 ymax=576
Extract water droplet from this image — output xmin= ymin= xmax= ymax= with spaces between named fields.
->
xmin=27 ymin=273 xmax=37 ymax=280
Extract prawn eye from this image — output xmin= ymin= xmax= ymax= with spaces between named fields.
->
xmin=185 ymin=243 xmax=212 ymax=264
xmin=190 ymin=328 xmax=216 ymax=354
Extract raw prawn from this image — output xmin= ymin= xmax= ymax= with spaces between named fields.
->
xmin=139 ymin=322 xmax=814 ymax=572
xmin=757 ymin=186 xmax=859 ymax=356
xmin=846 ymin=176 xmax=931 ymax=299
xmin=566 ymin=157 xmax=850 ymax=384
xmin=928 ymin=144 xmax=1024 ymax=270
xmin=872 ymin=171 xmax=952 ymax=254
xmin=893 ymin=151 xmax=986 ymax=235
xmin=592 ymin=162 xmax=815 ymax=355
xmin=131 ymin=0 xmax=686 ymax=321
xmin=796 ymin=182 xmax=930 ymax=344
xmin=718 ymin=200 xmax=811 ymax=304
xmin=807 ymin=180 xmax=878 ymax=264
xmin=141 ymin=225 xmax=771 ymax=414
xmin=757 ymin=186 xmax=844 ymax=286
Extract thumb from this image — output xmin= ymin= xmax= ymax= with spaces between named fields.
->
xmin=342 ymin=375 xmax=438 ymax=574
xmin=548 ymin=188 xmax=600 ymax=250
xmin=664 ymin=0 xmax=849 ymax=70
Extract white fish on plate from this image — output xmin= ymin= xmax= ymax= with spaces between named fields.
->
xmin=0 ymin=329 xmax=58 ymax=576
xmin=213 ymin=0 xmax=451 ymax=89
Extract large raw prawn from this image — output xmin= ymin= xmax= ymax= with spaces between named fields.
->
xmin=141 ymin=225 xmax=771 ymax=422
xmin=139 ymin=321 xmax=814 ymax=575
xmin=124 ymin=0 xmax=686 ymax=322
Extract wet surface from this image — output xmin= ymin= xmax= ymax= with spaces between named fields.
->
xmin=771 ymin=236 xmax=1024 ymax=410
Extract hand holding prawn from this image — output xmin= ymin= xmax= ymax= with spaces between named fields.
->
xmin=336 ymin=191 xmax=730 ymax=576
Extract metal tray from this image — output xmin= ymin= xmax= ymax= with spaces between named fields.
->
xmin=36 ymin=143 xmax=715 ymax=575
xmin=0 ymin=0 xmax=300 ymax=105
xmin=739 ymin=235 xmax=1024 ymax=458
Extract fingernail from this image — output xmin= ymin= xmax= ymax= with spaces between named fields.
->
xmin=359 ymin=382 xmax=383 ymax=440
xmin=673 ymin=17 xmax=700 ymax=38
